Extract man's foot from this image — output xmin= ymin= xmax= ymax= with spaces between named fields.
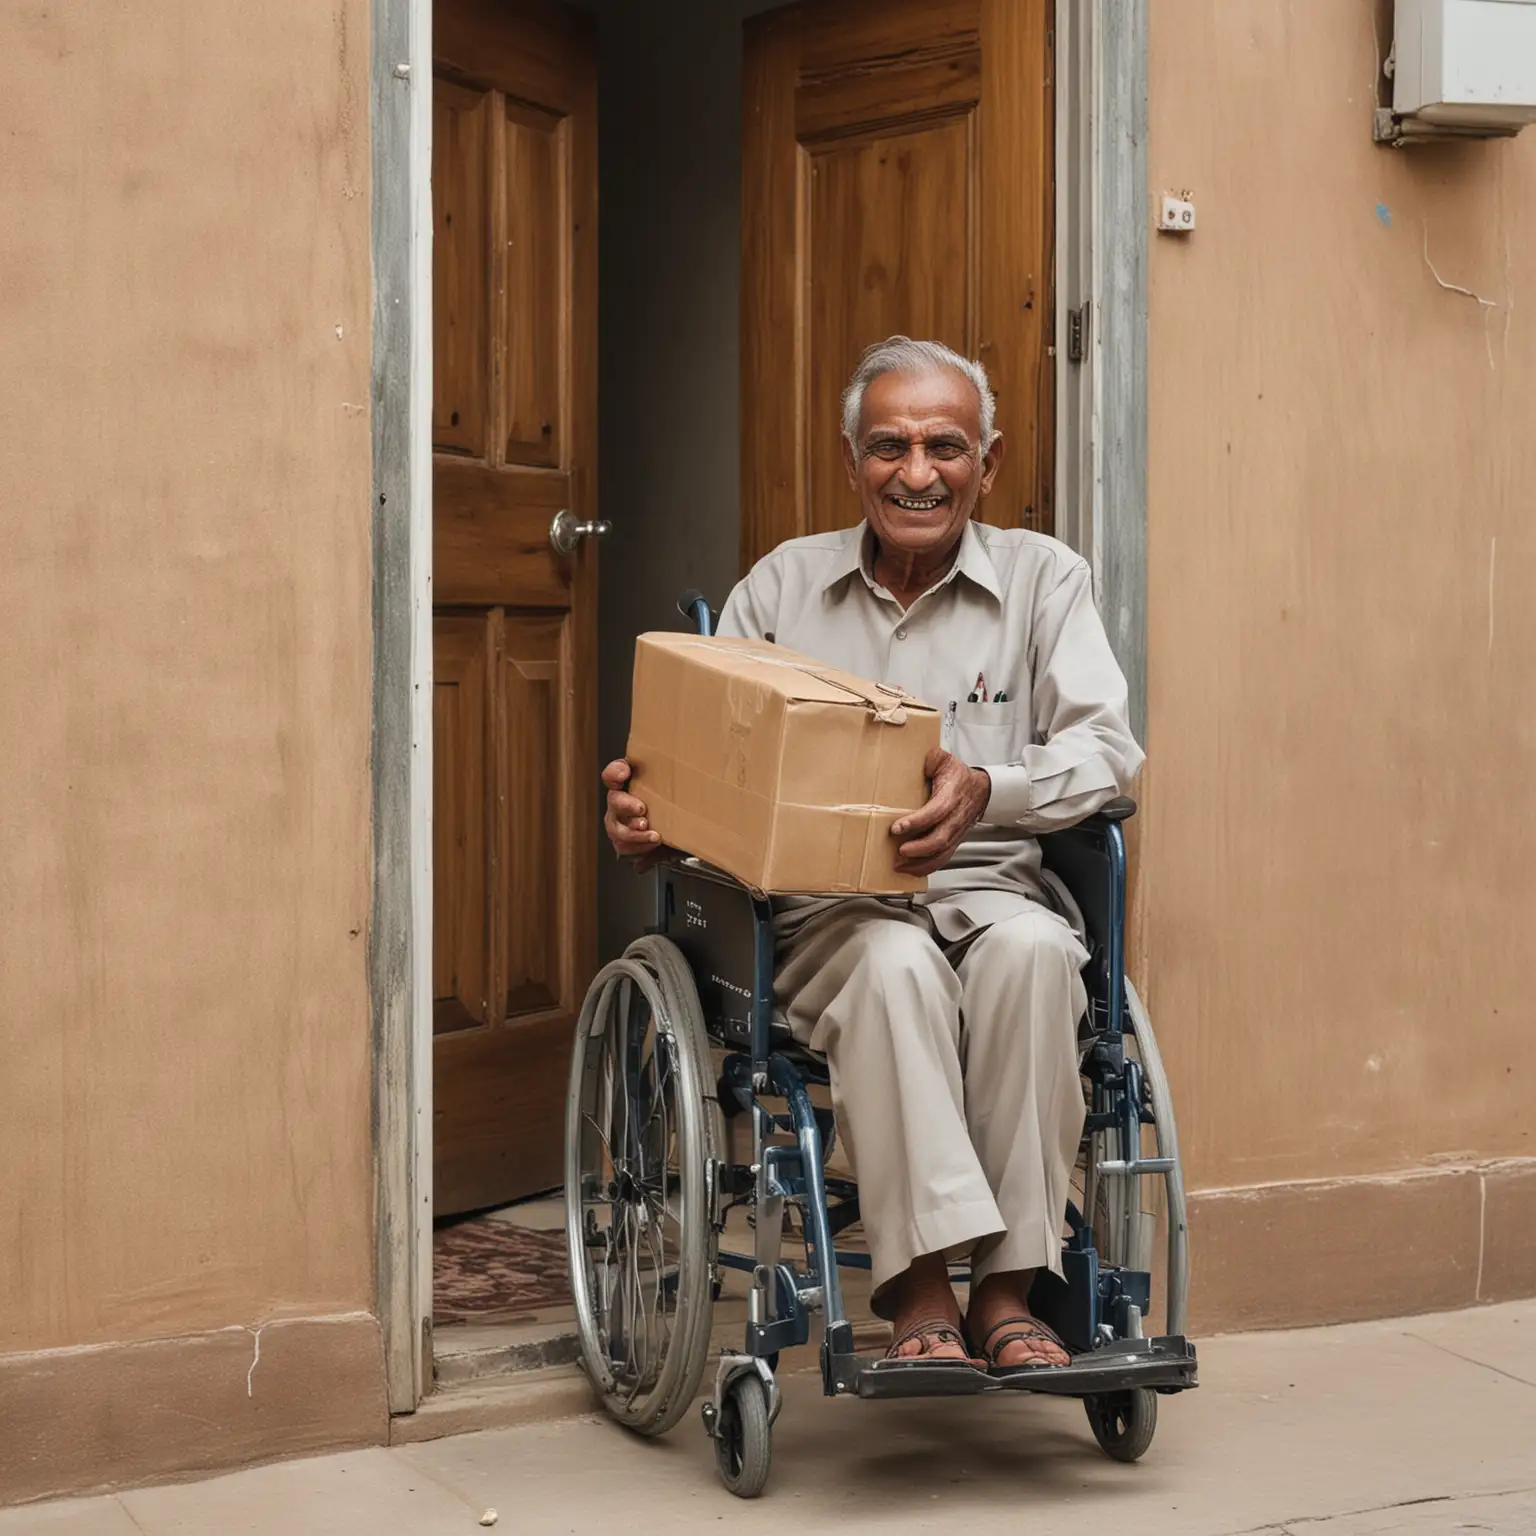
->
xmin=879 ymin=1253 xmax=974 ymax=1363
xmin=968 ymin=1270 xmax=1071 ymax=1369
xmin=885 ymin=1316 xmax=973 ymax=1364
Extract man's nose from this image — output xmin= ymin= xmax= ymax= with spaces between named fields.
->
xmin=898 ymin=448 xmax=941 ymax=490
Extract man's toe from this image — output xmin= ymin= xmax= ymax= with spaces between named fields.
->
xmin=1007 ymin=1336 xmax=1068 ymax=1368
xmin=888 ymin=1322 xmax=971 ymax=1362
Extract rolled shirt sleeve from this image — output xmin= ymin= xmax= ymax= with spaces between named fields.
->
xmin=980 ymin=559 xmax=1144 ymax=835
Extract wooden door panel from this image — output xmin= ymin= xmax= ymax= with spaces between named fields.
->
xmin=797 ymin=0 xmax=977 ymax=74
xmin=432 ymin=1006 xmax=572 ymax=1220
xmin=433 ymin=618 xmax=490 ymax=1035
xmin=432 ymin=0 xmax=597 ymax=1218
xmin=433 ymin=81 xmax=491 ymax=457
xmin=433 ymin=460 xmax=571 ymax=608
xmin=499 ymin=614 xmax=565 ymax=1019
xmin=807 ymin=120 xmax=973 ymax=531
xmin=501 ymin=103 xmax=568 ymax=468
xmin=978 ymin=0 xmax=1053 ymax=535
xmin=435 ymin=0 xmax=584 ymax=114
xmin=743 ymin=0 xmax=1053 ymax=563
xmin=795 ymin=54 xmax=981 ymax=140
xmin=431 ymin=606 xmax=575 ymax=1214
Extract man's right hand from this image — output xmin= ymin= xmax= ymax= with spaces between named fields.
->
xmin=602 ymin=759 xmax=662 ymax=859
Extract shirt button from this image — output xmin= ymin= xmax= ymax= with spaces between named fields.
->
xmin=895 ymin=627 xmax=908 ymax=641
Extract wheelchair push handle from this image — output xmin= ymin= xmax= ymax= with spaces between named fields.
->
xmin=676 ymin=589 xmax=716 ymax=638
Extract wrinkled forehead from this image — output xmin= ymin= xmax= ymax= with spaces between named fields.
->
xmin=857 ymin=366 xmax=983 ymax=442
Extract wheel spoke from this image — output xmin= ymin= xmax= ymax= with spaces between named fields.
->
xmin=581 ymin=1110 xmax=617 ymax=1181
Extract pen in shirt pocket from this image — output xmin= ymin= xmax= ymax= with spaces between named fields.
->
xmin=965 ymin=671 xmax=1010 ymax=705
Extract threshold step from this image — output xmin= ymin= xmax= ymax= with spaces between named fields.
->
xmin=392 ymin=1364 xmax=595 ymax=1446
xmin=432 ymin=1322 xmax=580 ymax=1388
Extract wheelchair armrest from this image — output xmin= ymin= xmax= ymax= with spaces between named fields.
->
xmin=1046 ymin=797 xmax=1137 ymax=842
xmin=1088 ymin=796 xmax=1137 ymax=825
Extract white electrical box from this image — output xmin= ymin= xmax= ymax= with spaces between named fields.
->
xmin=1389 ymin=0 xmax=1536 ymax=137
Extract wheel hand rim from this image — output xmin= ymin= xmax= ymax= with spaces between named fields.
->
xmin=577 ymin=966 xmax=685 ymax=1401
xmin=565 ymin=942 xmax=719 ymax=1436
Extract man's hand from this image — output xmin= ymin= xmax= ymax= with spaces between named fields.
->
xmin=602 ymin=759 xmax=663 ymax=862
xmin=891 ymin=749 xmax=991 ymax=876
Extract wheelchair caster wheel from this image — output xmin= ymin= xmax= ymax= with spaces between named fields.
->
xmin=714 ymin=1373 xmax=772 ymax=1498
xmin=1084 ymin=1387 xmax=1157 ymax=1463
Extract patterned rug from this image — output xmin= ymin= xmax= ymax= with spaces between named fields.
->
xmin=433 ymin=1217 xmax=571 ymax=1324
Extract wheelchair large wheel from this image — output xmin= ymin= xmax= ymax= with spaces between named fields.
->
xmin=1085 ymin=979 xmax=1189 ymax=1337
xmin=565 ymin=935 xmax=721 ymax=1436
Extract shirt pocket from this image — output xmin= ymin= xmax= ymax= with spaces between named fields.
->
xmin=949 ymin=700 xmax=1024 ymax=767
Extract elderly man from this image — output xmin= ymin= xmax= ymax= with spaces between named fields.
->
xmin=602 ymin=336 xmax=1142 ymax=1374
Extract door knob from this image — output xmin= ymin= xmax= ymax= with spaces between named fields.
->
xmin=549 ymin=509 xmax=612 ymax=556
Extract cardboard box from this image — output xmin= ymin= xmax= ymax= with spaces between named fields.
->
xmin=626 ymin=633 xmax=941 ymax=895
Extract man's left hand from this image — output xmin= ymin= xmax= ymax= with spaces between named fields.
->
xmin=891 ymin=749 xmax=991 ymax=876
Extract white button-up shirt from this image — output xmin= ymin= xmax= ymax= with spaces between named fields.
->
xmin=716 ymin=520 xmax=1144 ymax=941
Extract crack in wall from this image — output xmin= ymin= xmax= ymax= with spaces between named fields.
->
xmin=1422 ymin=221 xmax=1509 ymax=372
xmin=246 ymin=1324 xmax=263 ymax=1397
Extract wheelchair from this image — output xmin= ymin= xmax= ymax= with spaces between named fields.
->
xmin=563 ymin=591 xmax=1196 ymax=1498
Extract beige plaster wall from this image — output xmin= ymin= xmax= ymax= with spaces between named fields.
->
xmin=0 ymin=1 xmax=375 ymax=1354
xmin=1142 ymin=1 xmax=1536 ymax=1205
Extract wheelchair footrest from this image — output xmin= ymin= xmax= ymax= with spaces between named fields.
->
xmin=853 ymin=1359 xmax=1001 ymax=1399
xmin=995 ymin=1335 xmax=1198 ymax=1397
xmin=846 ymin=1335 xmax=1197 ymax=1402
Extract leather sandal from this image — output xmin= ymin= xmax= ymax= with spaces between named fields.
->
xmin=975 ymin=1314 xmax=1072 ymax=1377
xmin=882 ymin=1316 xmax=986 ymax=1371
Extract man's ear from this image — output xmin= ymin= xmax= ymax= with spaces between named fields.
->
xmin=977 ymin=432 xmax=1006 ymax=499
xmin=841 ymin=434 xmax=859 ymax=490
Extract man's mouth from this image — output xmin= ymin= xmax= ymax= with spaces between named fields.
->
xmin=886 ymin=493 xmax=947 ymax=513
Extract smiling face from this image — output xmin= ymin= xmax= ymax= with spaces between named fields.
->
xmin=841 ymin=366 xmax=1004 ymax=563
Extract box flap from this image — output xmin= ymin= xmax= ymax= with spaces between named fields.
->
xmin=638 ymin=633 xmax=938 ymax=725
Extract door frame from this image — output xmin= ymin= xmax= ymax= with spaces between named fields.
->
xmin=370 ymin=0 xmax=435 ymax=1414
xmin=1055 ymin=0 xmax=1149 ymax=744
xmin=367 ymin=0 xmax=1151 ymax=1415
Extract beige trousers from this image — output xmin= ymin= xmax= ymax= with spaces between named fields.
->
xmin=774 ymin=898 xmax=1089 ymax=1307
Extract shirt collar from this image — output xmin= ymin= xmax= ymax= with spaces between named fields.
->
xmin=818 ymin=524 xmax=872 ymax=593
xmin=951 ymin=519 xmax=1004 ymax=601
xmin=821 ymin=519 xmax=1002 ymax=602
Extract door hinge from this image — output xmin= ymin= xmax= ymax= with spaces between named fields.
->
xmin=1067 ymin=302 xmax=1090 ymax=364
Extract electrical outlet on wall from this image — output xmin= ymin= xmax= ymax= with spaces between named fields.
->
xmin=1158 ymin=193 xmax=1196 ymax=233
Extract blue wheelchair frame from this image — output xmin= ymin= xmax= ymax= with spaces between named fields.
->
xmin=658 ymin=594 xmax=1197 ymax=1410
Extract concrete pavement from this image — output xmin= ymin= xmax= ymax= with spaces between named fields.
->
xmin=8 ymin=1300 xmax=1536 ymax=1534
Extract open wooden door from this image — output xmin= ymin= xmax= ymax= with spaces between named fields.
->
xmin=741 ymin=0 xmax=1054 ymax=566
xmin=431 ymin=0 xmax=598 ymax=1217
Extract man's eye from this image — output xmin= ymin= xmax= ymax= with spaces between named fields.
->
xmin=868 ymin=441 xmax=907 ymax=460
xmin=930 ymin=443 xmax=966 ymax=459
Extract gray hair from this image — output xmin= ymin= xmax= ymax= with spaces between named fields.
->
xmin=839 ymin=336 xmax=998 ymax=453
